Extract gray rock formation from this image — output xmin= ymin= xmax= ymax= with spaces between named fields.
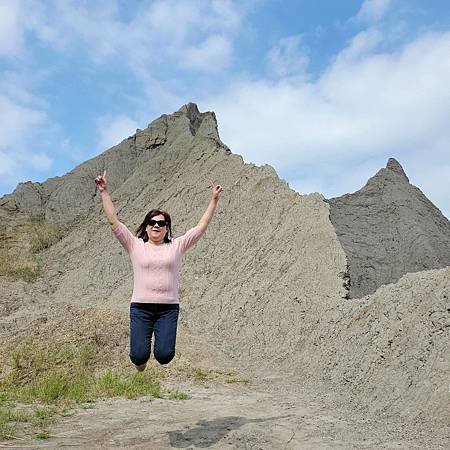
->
xmin=326 ymin=158 xmax=450 ymax=298
xmin=0 ymin=103 xmax=223 ymax=223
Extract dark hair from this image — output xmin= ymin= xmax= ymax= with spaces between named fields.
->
xmin=136 ymin=209 xmax=172 ymax=243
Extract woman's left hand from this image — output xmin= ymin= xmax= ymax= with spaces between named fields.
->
xmin=210 ymin=180 xmax=223 ymax=200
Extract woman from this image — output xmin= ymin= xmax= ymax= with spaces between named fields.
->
xmin=95 ymin=170 xmax=223 ymax=371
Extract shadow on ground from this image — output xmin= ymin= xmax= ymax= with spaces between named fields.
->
xmin=168 ymin=415 xmax=291 ymax=448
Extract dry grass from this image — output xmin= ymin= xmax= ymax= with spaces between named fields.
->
xmin=0 ymin=302 xmax=247 ymax=441
xmin=0 ymin=218 xmax=67 ymax=282
xmin=0 ymin=338 xmax=188 ymax=441
xmin=174 ymin=363 xmax=249 ymax=385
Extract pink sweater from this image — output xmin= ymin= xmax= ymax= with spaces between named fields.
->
xmin=113 ymin=221 xmax=204 ymax=304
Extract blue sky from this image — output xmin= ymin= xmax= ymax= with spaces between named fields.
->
xmin=1 ymin=0 xmax=450 ymax=218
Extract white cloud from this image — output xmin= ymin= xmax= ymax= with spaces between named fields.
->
xmin=211 ymin=0 xmax=242 ymax=29
xmin=336 ymin=28 xmax=383 ymax=62
xmin=1 ymin=71 xmax=46 ymax=106
xmin=356 ymin=0 xmax=392 ymax=24
xmin=0 ymin=0 xmax=69 ymax=57
xmin=0 ymin=150 xmax=18 ymax=175
xmin=29 ymin=152 xmax=52 ymax=171
xmin=14 ymin=0 xmax=243 ymax=76
xmin=290 ymin=158 xmax=384 ymax=198
xmin=0 ymin=0 xmax=245 ymax=183
xmin=96 ymin=114 xmax=140 ymax=153
xmin=0 ymin=94 xmax=46 ymax=149
xmin=1 ymin=0 xmax=448 ymax=218
xmin=183 ymin=35 xmax=232 ymax=71
xmin=267 ymin=35 xmax=309 ymax=79
xmin=0 ymin=73 xmax=56 ymax=188
xmin=29 ymin=0 xmax=123 ymax=62
xmin=0 ymin=0 xmax=24 ymax=56
xmin=203 ymin=31 xmax=450 ymax=218
xmin=402 ymin=140 xmax=450 ymax=217
xmin=145 ymin=0 xmax=204 ymax=40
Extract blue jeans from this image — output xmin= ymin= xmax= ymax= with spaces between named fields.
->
xmin=129 ymin=302 xmax=179 ymax=366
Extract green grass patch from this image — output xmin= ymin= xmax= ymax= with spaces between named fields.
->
xmin=0 ymin=406 xmax=18 ymax=440
xmin=187 ymin=367 xmax=216 ymax=382
xmin=36 ymin=431 xmax=50 ymax=440
xmin=0 ymin=339 xmax=188 ymax=440
xmin=165 ymin=389 xmax=190 ymax=400
xmin=0 ymin=402 xmax=34 ymax=440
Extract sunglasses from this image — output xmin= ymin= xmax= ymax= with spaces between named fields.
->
xmin=148 ymin=219 xmax=168 ymax=227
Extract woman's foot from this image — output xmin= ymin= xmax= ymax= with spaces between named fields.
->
xmin=135 ymin=363 xmax=147 ymax=372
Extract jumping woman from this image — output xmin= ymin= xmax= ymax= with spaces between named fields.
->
xmin=95 ymin=170 xmax=223 ymax=371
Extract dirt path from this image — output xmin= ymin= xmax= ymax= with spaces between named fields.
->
xmin=3 ymin=376 xmax=447 ymax=449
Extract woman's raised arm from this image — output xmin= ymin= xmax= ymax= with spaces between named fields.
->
xmin=95 ymin=170 xmax=120 ymax=231
xmin=197 ymin=181 xmax=223 ymax=233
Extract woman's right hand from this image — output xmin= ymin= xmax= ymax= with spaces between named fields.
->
xmin=95 ymin=170 xmax=107 ymax=192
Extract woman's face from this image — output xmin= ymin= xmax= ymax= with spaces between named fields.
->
xmin=145 ymin=214 xmax=168 ymax=245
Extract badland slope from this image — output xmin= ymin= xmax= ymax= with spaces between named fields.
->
xmin=0 ymin=104 xmax=449 ymax=431
xmin=326 ymin=158 xmax=450 ymax=298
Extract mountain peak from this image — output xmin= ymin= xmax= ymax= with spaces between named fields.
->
xmin=131 ymin=103 xmax=221 ymax=156
xmin=177 ymin=102 xmax=200 ymax=116
xmin=385 ymin=157 xmax=409 ymax=181
xmin=326 ymin=156 xmax=450 ymax=298
xmin=173 ymin=102 xmax=219 ymax=139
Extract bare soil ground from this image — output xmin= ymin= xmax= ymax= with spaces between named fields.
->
xmin=2 ymin=366 xmax=448 ymax=449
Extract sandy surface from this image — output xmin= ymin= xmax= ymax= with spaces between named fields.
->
xmin=2 ymin=374 xmax=448 ymax=450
